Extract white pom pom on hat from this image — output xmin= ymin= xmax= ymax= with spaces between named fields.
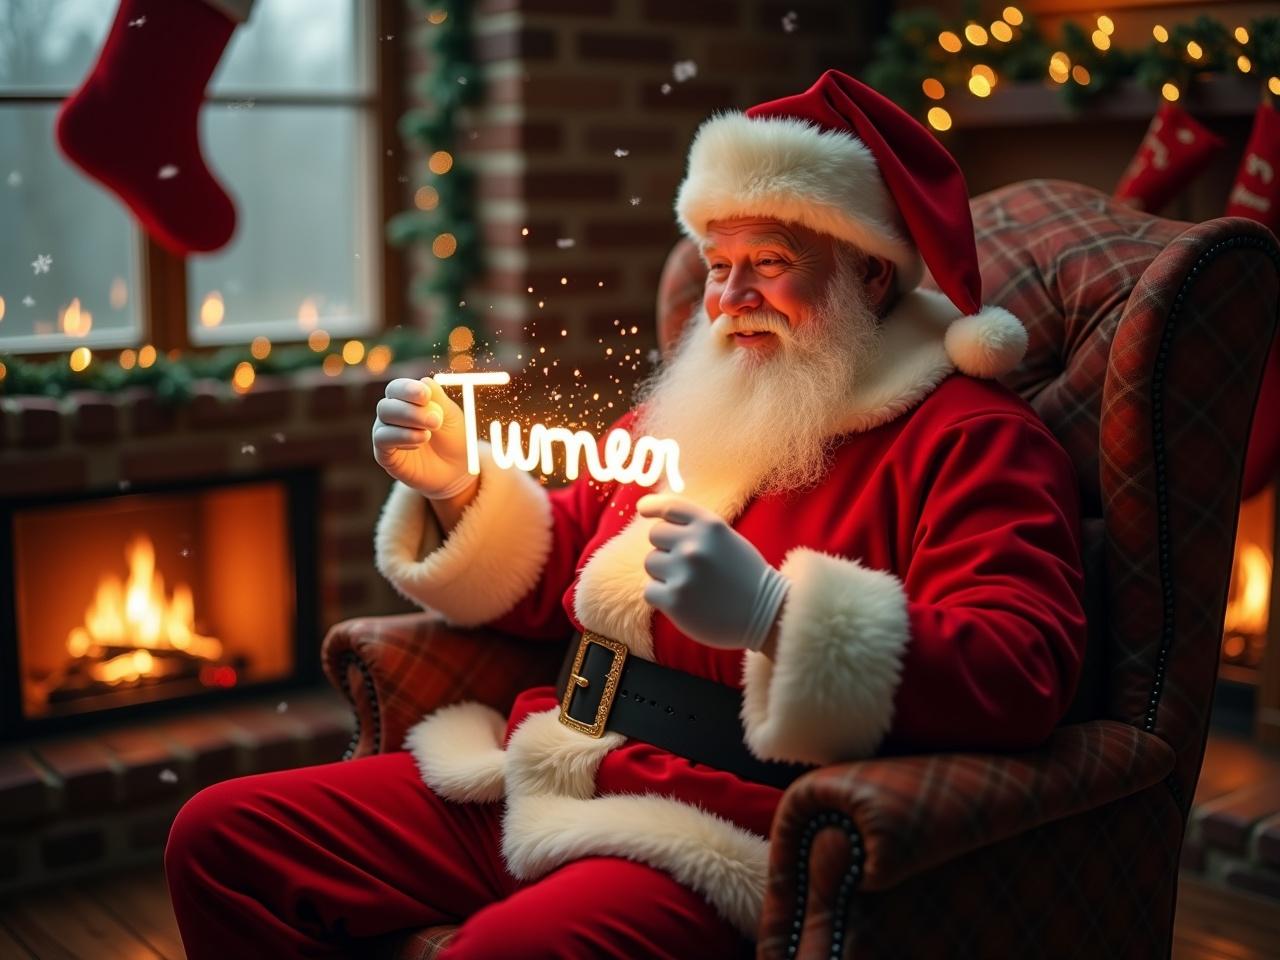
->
xmin=674 ymin=69 xmax=1028 ymax=379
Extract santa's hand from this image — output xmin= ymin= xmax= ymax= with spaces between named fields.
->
xmin=636 ymin=494 xmax=789 ymax=651
xmin=372 ymin=377 xmax=476 ymax=500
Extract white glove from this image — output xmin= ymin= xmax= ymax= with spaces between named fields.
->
xmin=372 ymin=376 xmax=477 ymax=500
xmin=637 ymin=494 xmax=790 ymax=651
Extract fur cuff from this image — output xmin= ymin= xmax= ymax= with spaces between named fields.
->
xmin=374 ymin=442 xmax=554 ymax=626
xmin=741 ymin=548 xmax=910 ymax=765
xmin=403 ymin=701 xmax=507 ymax=803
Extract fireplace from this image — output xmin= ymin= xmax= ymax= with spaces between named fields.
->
xmin=1 ymin=470 xmax=320 ymax=740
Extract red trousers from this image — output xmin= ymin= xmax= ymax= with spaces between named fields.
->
xmin=164 ymin=751 xmax=755 ymax=958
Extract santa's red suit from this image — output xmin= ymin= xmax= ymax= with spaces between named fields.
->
xmin=165 ymin=71 xmax=1086 ymax=958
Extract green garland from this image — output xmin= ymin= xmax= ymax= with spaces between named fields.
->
xmin=386 ymin=0 xmax=482 ymax=334
xmin=0 ymin=325 xmax=446 ymax=404
xmin=864 ymin=10 xmax=1280 ymax=118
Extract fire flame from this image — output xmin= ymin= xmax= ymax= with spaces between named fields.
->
xmin=1224 ymin=542 xmax=1271 ymax=637
xmin=67 ymin=535 xmax=223 ymax=684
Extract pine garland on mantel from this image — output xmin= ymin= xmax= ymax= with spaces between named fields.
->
xmin=863 ymin=7 xmax=1280 ymax=127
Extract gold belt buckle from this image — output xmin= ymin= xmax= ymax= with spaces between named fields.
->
xmin=558 ymin=630 xmax=628 ymax=738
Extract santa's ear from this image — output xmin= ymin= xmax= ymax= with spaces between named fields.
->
xmin=861 ymin=253 xmax=897 ymax=315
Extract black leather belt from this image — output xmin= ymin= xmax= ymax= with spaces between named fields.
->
xmin=556 ymin=630 xmax=815 ymax=790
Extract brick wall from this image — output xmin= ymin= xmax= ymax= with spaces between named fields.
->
xmin=402 ymin=0 xmax=869 ymax=417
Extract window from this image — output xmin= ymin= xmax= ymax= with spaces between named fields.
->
xmin=0 ymin=0 xmax=384 ymax=357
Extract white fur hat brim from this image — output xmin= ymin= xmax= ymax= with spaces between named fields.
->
xmin=674 ymin=111 xmax=925 ymax=292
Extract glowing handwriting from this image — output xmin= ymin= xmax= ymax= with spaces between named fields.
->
xmin=433 ymin=372 xmax=684 ymax=492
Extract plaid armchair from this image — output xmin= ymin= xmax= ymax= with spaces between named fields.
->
xmin=323 ymin=179 xmax=1280 ymax=959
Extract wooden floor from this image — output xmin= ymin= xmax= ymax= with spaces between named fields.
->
xmin=0 ymin=863 xmax=1276 ymax=958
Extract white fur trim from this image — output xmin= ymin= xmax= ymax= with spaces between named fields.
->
xmin=374 ymin=442 xmax=553 ymax=626
xmin=741 ymin=548 xmax=910 ymax=765
xmin=403 ymin=702 xmax=508 ymax=803
xmin=504 ymin=708 xmax=624 ymax=798
xmin=944 ymin=304 xmax=1028 ymax=378
xmin=573 ymin=514 xmax=659 ymax=658
xmin=675 ymin=111 xmax=924 ymax=291
xmin=502 ymin=792 xmax=769 ymax=937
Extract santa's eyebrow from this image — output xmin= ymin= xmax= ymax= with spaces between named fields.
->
xmin=701 ymin=235 xmax=799 ymax=256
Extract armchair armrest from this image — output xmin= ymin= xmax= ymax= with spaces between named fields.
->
xmin=321 ymin=613 xmax=566 ymax=760
xmin=767 ymin=719 xmax=1174 ymax=900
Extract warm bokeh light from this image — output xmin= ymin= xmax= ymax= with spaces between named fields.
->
xmin=927 ymin=106 xmax=952 ymax=131
xmin=414 ymin=186 xmax=439 ymax=210
xmin=366 ymin=344 xmax=393 ymax=374
xmin=308 ymin=329 xmax=331 ymax=351
xmin=1048 ymin=52 xmax=1071 ymax=83
xmin=1235 ymin=26 xmax=1249 ymax=45
xmin=449 ymin=352 xmax=475 ymax=372
xmin=199 ymin=291 xmax=224 ymax=328
xmin=1238 ymin=55 xmax=1252 ymax=73
xmin=232 ymin=361 xmax=255 ymax=393
xmin=0 ymin=361 xmax=6 ymax=381
xmin=110 ymin=276 xmax=128 ymax=309
xmin=448 ymin=325 xmax=475 ymax=351
xmin=520 ymin=226 xmax=529 ymax=236
xmin=432 ymin=232 xmax=458 ymax=258
xmin=297 ymin=297 xmax=319 ymax=330
xmin=251 ymin=336 xmax=271 ymax=359
xmin=1153 ymin=24 xmax=1168 ymax=43
xmin=990 ymin=21 xmax=1012 ymax=42
xmin=964 ymin=22 xmax=988 ymax=45
xmin=972 ymin=64 xmax=996 ymax=85
xmin=0 ymin=294 xmax=6 ymax=322
xmin=139 ymin=344 xmax=157 ymax=368
xmin=119 ymin=348 xmax=137 ymax=370
xmin=938 ymin=31 xmax=962 ymax=53
xmin=342 ymin=339 xmax=365 ymax=365
xmin=921 ymin=77 xmax=945 ymax=100
xmin=1002 ymin=6 xmax=1023 ymax=26
xmin=69 ymin=347 xmax=92 ymax=372
xmin=60 ymin=298 xmax=92 ymax=337
xmin=426 ymin=9 xmax=447 ymax=24
xmin=322 ymin=354 xmax=345 ymax=376
xmin=1270 ymin=76 xmax=1280 ymax=96
xmin=1072 ymin=65 xmax=1092 ymax=85
xmin=1162 ymin=82 xmax=1180 ymax=101
xmin=1186 ymin=41 xmax=1203 ymax=60
xmin=1097 ymin=15 xmax=1114 ymax=35
xmin=968 ymin=75 xmax=992 ymax=97
xmin=428 ymin=150 xmax=453 ymax=175
xmin=1092 ymin=30 xmax=1110 ymax=51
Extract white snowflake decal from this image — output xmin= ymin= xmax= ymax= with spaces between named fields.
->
xmin=31 ymin=254 xmax=51 ymax=274
xmin=158 ymin=164 xmax=179 ymax=179
xmin=629 ymin=196 xmax=642 ymax=206
xmin=21 ymin=295 xmax=34 ymax=307
xmin=782 ymin=10 xmax=798 ymax=32
xmin=672 ymin=60 xmax=697 ymax=83
xmin=129 ymin=15 xmax=146 ymax=27
xmin=613 ymin=148 xmax=630 ymax=158
xmin=6 ymin=171 xmax=21 ymax=188
xmin=556 ymin=237 xmax=576 ymax=249
xmin=660 ymin=82 xmax=672 ymax=95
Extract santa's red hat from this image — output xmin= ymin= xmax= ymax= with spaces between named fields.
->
xmin=674 ymin=69 xmax=1026 ymax=378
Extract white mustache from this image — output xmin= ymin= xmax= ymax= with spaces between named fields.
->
xmin=710 ymin=310 xmax=791 ymax=338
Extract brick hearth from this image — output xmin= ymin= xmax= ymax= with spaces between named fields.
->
xmin=0 ymin=687 xmax=354 ymax=896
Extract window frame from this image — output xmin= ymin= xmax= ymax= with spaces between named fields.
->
xmin=0 ymin=0 xmax=403 ymax=363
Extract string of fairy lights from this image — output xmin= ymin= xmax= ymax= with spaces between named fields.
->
xmin=863 ymin=7 xmax=1280 ymax=129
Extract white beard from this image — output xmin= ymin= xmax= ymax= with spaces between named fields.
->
xmin=635 ymin=254 xmax=883 ymax=499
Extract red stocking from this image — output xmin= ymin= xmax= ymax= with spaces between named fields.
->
xmin=55 ymin=0 xmax=239 ymax=255
xmin=1114 ymin=101 xmax=1225 ymax=214
xmin=1229 ymin=99 xmax=1280 ymax=498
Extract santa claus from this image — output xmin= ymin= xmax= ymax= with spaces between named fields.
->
xmin=165 ymin=70 xmax=1087 ymax=958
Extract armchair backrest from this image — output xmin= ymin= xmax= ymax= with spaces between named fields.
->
xmin=654 ymin=179 xmax=1280 ymax=818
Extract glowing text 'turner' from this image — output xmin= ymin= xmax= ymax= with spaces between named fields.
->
xmin=433 ymin=371 xmax=684 ymax=492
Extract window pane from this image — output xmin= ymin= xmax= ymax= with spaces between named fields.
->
xmin=211 ymin=0 xmax=363 ymax=97
xmin=0 ymin=0 xmax=113 ymax=92
xmin=0 ymin=105 xmax=142 ymax=352
xmin=188 ymin=105 xmax=373 ymax=345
